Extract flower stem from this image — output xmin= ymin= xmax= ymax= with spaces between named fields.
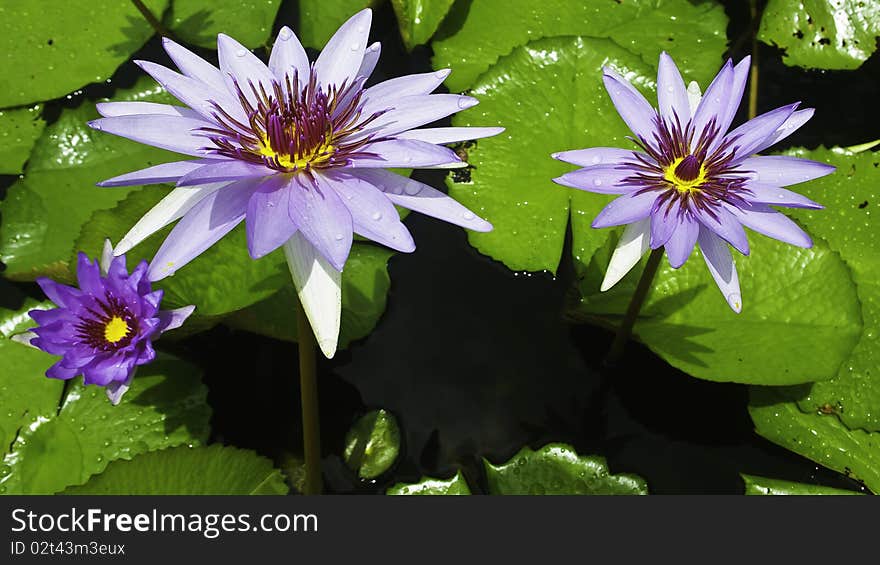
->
xmin=296 ymin=304 xmax=322 ymax=495
xmin=129 ymin=0 xmax=173 ymax=38
xmin=604 ymin=247 xmax=664 ymax=366
xmin=748 ymin=0 xmax=760 ymax=120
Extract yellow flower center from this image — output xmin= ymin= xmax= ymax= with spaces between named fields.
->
xmin=104 ymin=316 xmax=130 ymax=344
xmin=258 ymin=136 xmax=335 ymax=171
xmin=664 ymin=156 xmax=707 ymax=193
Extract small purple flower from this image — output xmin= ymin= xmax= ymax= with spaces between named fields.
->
xmin=23 ymin=241 xmax=194 ymax=404
xmin=552 ymin=53 xmax=834 ymax=312
xmin=87 ymin=9 xmax=501 ymax=357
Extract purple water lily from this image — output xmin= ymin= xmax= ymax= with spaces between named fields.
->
xmin=552 ymin=52 xmax=834 ymax=312
xmin=22 ymin=241 xmax=194 ymax=404
xmin=88 ymin=9 xmax=501 ymax=357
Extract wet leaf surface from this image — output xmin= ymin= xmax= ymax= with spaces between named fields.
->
xmin=391 ymin=0 xmax=455 ymax=49
xmin=165 ymin=0 xmax=282 ymax=49
xmin=741 ymin=473 xmax=864 ymax=495
xmin=344 ymin=409 xmax=401 ymax=479
xmin=0 ymin=105 xmax=45 ymax=174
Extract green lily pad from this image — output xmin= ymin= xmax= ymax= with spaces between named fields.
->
xmin=224 ymin=244 xmax=393 ymax=347
xmin=165 ymin=0 xmax=282 ymax=49
xmin=0 ymin=305 xmax=210 ymax=494
xmin=391 ymin=0 xmax=454 ymax=50
xmin=449 ymin=36 xmax=654 ymax=273
xmin=485 ymin=443 xmax=648 ymax=495
xmin=780 ymin=147 xmax=880 ymax=431
xmin=297 ymin=0 xmax=374 ymax=49
xmin=0 ymin=77 xmax=183 ymax=281
xmin=64 ymin=445 xmax=289 ymax=495
xmin=433 ymin=0 xmax=728 ymax=92
xmin=386 ymin=471 xmax=471 ymax=495
xmin=343 ymin=409 xmax=401 ymax=479
xmin=0 ymin=105 xmax=45 ymax=174
xmin=741 ymin=474 xmax=864 ymax=495
xmin=572 ymin=233 xmax=861 ymax=385
xmin=759 ymin=0 xmax=880 ymax=70
xmin=749 ymin=386 xmax=880 ymax=494
xmin=0 ymin=0 xmax=169 ymax=107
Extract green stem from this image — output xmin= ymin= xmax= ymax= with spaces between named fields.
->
xmin=748 ymin=0 xmax=760 ymax=120
xmin=604 ymin=248 xmax=664 ymax=367
xmin=130 ymin=0 xmax=173 ymax=38
xmin=296 ymin=304 xmax=322 ymax=495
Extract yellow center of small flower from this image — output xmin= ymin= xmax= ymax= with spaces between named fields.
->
xmin=258 ymin=136 xmax=335 ymax=171
xmin=664 ymin=155 xmax=707 ymax=193
xmin=103 ymin=316 xmax=130 ymax=344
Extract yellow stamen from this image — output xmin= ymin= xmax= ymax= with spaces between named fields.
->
xmin=104 ymin=316 xmax=130 ymax=344
xmin=258 ymin=137 xmax=335 ymax=170
xmin=664 ymin=156 xmax=708 ymax=193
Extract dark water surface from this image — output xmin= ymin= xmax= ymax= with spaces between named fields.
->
xmin=2 ymin=0 xmax=877 ymax=494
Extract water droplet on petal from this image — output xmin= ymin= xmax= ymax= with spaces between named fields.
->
xmin=728 ymin=293 xmax=742 ymax=312
xmin=593 ymin=178 xmax=603 ymax=186
xmin=666 ymin=85 xmax=674 ymax=92
xmin=591 ymin=155 xmax=602 ymax=164
xmin=235 ymin=49 xmax=247 ymax=57
xmin=457 ymin=98 xmax=474 ymax=109
xmin=462 ymin=211 xmax=475 ymax=220
xmin=350 ymin=42 xmax=360 ymax=51
xmin=371 ymin=212 xmax=383 ymax=221
xmin=404 ymin=183 xmax=421 ymax=196
xmin=334 ymin=233 xmax=344 ymax=241
xmin=279 ymin=28 xmax=292 ymax=40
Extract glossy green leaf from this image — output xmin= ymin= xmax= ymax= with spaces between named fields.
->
xmin=65 ymin=445 xmax=289 ymax=495
xmin=224 ymin=244 xmax=393 ymax=346
xmin=759 ymin=0 xmax=880 ymax=70
xmin=165 ymin=0 xmax=282 ymax=49
xmin=433 ymin=0 xmax=728 ymax=92
xmin=0 ymin=306 xmax=210 ymax=495
xmin=0 ymin=78 xmax=182 ymax=281
xmin=0 ymin=0 xmax=168 ymax=107
xmin=391 ymin=0 xmax=454 ymax=49
xmin=449 ymin=36 xmax=654 ymax=273
xmin=297 ymin=0 xmax=375 ymax=49
xmin=0 ymin=105 xmax=45 ymax=174
xmin=386 ymin=471 xmax=471 ymax=495
xmin=741 ymin=474 xmax=864 ymax=495
xmin=344 ymin=409 xmax=400 ymax=479
xmin=484 ymin=443 xmax=647 ymax=495
xmin=750 ymin=386 xmax=880 ymax=494
xmin=780 ymin=147 xmax=880 ymax=430
xmin=573 ymin=233 xmax=861 ymax=385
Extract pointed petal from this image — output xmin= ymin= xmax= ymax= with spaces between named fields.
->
xmin=602 ymin=67 xmax=657 ymax=144
xmin=591 ymin=191 xmax=658 ymax=228
xmin=245 ymin=177 xmax=297 ymax=258
xmin=314 ymin=9 xmax=372 ymax=89
xmin=115 ymin=183 xmax=228 ymax=255
xmin=744 ymin=182 xmax=823 ymax=209
xmin=711 ymin=56 xmax=750 ymax=148
xmin=351 ymin=139 xmax=462 ymax=168
xmin=601 ymin=218 xmax=650 ymax=291
xmin=269 ymin=26 xmax=310 ymax=85
xmin=217 ymin=34 xmax=278 ymax=109
xmin=322 ymin=171 xmax=415 ymax=252
xmin=736 ymin=155 xmax=835 ymax=187
xmin=88 ymin=115 xmax=212 ymax=157
xmin=755 ymin=108 xmax=814 ymax=153
xmin=360 ymin=94 xmax=478 ymax=139
xmin=657 ymin=52 xmax=691 ymax=123
xmin=691 ymin=60 xmax=734 ymax=142
xmin=686 ymin=81 xmax=702 ymax=114
xmin=353 ymin=169 xmax=491 ymax=232
xmin=728 ymin=203 xmax=812 ymax=248
xmin=135 ymin=60 xmax=246 ymax=123
xmin=105 ymin=372 xmax=135 ymax=405
xmin=649 ymin=203 xmax=680 ymax=248
xmin=156 ymin=305 xmax=196 ymax=333
xmin=698 ymin=227 xmax=742 ymax=313
xmin=553 ymin=165 xmax=638 ymax=194
xmin=283 ymin=233 xmax=341 ymax=358
xmin=693 ymin=205 xmax=750 ymax=255
xmin=396 ymin=126 xmax=504 ymax=145
xmin=96 ymin=101 xmax=203 ymax=119
xmin=552 ymin=147 xmax=642 ymax=167
xmin=176 ymin=160 xmax=274 ymax=186
xmin=99 ymin=239 xmax=114 ymax=275
xmin=162 ymin=37 xmax=227 ymax=93
xmin=664 ymin=213 xmax=699 ymax=268
xmin=147 ymin=180 xmax=258 ymax=280
xmin=724 ymin=103 xmax=799 ymax=162
xmin=362 ymin=69 xmax=451 ymax=113
xmin=287 ymin=175 xmax=353 ymax=271
xmin=358 ymin=42 xmax=381 ymax=79
xmin=96 ymin=160 xmax=203 ymax=187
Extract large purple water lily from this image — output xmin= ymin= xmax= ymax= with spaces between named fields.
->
xmin=552 ymin=52 xmax=834 ymax=312
xmin=20 ymin=241 xmax=194 ymax=405
xmin=89 ymin=9 xmax=501 ymax=357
